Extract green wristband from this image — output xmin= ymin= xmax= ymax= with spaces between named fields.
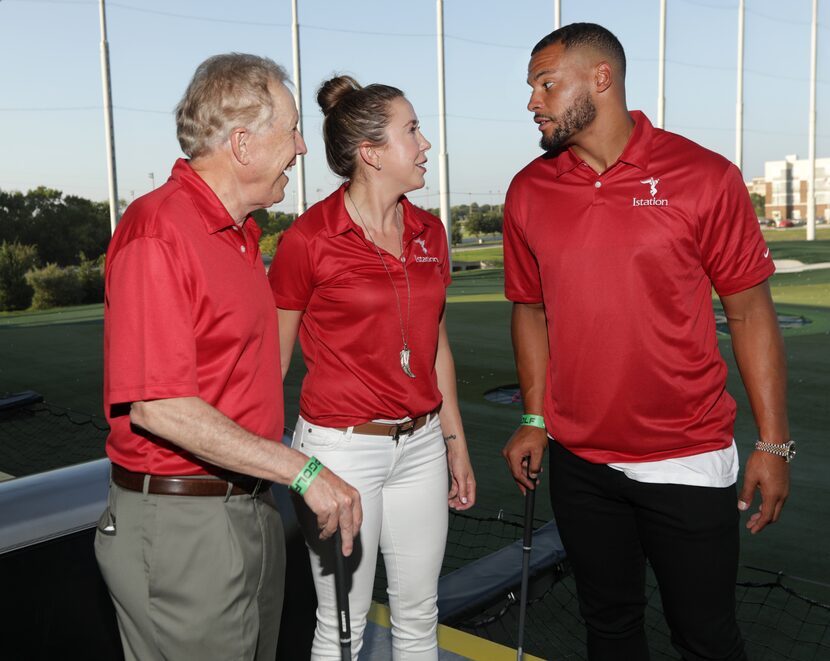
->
xmin=521 ymin=414 xmax=546 ymax=429
xmin=290 ymin=456 xmax=324 ymax=495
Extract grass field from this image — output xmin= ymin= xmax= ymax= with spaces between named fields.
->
xmin=1 ymin=238 xmax=828 ymax=587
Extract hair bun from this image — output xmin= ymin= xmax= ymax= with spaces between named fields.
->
xmin=317 ymin=75 xmax=361 ymax=116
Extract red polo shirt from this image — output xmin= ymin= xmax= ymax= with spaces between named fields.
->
xmin=104 ymin=159 xmax=283 ymax=475
xmin=268 ymin=184 xmax=450 ymax=427
xmin=504 ymin=111 xmax=774 ymax=463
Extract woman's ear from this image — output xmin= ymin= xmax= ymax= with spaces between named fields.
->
xmin=358 ymin=143 xmax=382 ymax=171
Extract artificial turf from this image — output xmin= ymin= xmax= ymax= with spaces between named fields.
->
xmin=0 ymin=237 xmax=827 ymax=588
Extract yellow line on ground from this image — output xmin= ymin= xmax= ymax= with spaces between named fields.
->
xmin=368 ymin=602 xmax=547 ymax=661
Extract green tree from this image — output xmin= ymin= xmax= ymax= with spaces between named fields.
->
xmin=750 ymin=193 xmax=765 ymax=218
xmin=251 ymin=209 xmax=296 ymax=235
xmin=450 ymin=221 xmax=462 ymax=246
xmin=465 ymin=210 xmax=485 ymax=237
xmin=259 ymin=233 xmax=280 ymax=258
xmin=25 ymin=263 xmax=83 ymax=310
xmin=77 ymin=252 xmax=105 ymax=304
xmin=0 ymin=241 xmax=38 ymax=311
xmin=0 ymin=187 xmax=110 ymax=265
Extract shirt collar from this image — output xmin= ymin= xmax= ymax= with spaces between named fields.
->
xmin=551 ymin=110 xmax=654 ymax=176
xmin=323 ymin=182 xmax=425 ymax=239
xmin=616 ymin=110 xmax=653 ymax=170
xmin=169 ymin=158 xmax=260 ymax=238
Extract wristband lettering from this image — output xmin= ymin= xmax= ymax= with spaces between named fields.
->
xmin=521 ymin=414 xmax=545 ymax=429
xmin=290 ymin=456 xmax=323 ymax=496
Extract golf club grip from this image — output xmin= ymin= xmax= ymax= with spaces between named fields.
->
xmin=523 ymin=487 xmax=535 ymax=547
xmin=332 ymin=530 xmax=352 ymax=656
xmin=522 ymin=459 xmax=536 ymax=548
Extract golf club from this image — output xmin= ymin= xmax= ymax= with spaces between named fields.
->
xmin=333 ymin=529 xmax=352 ymax=661
xmin=517 ymin=457 xmax=537 ymax=661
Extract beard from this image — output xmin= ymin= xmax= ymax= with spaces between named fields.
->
xmin=539 ymin=92 xmax=597 ymax=152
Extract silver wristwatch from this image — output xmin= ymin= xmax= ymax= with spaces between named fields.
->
xmin=754 ymin=440 xmax=796 ymax=463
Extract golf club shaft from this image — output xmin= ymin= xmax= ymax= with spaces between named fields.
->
xmin=517 ymin=458 xmax=537 ymax=660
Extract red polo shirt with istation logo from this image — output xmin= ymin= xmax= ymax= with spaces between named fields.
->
xmin=269 ymin=184 xmax=450 ymax=427
xmin=504 ymin=111 xmax=774 ymax=463
xmin=104 ymin=159 xmax=283 ymax=475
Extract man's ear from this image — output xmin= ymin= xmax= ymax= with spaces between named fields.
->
xmin=230 ymin=128 xmax=250 ymax=165
xmin=595 ymin=61 xmax=612 ymax=94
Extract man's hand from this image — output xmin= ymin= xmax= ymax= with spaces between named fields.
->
xmin=738 ymin=450 xmax=790 ymax=534
xmin=303 ymin=468 xmax=363 ymax=556
xmin=502 ymin=425 xmax=548 ymax=494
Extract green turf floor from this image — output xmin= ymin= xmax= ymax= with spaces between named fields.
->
xmin=1 ymin=240 xmax=828 ymax=591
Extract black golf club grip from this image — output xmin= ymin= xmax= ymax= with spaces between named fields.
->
xmin=333 ymin=529 xmax=352 ymax=660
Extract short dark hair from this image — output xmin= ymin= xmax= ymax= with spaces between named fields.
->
xmin=532 ymin=23 xmax=626 ymax=76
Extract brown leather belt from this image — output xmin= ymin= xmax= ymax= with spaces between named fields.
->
xmin=111 ymin=463 xmax=270 ymax=497
xmin=345 ymin=409 xmax=436 ymax=440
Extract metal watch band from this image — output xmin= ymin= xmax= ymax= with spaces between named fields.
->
xmin=754 ymin=440 xmax=796 ymax=463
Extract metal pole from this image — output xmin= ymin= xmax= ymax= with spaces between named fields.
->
xmin=291 ymin=0 xmax=307 ymax=215
xmin=436 ymin=0 xmax=451 ymax=253
xmin=807 ymin=0 xmax=818 ymax=241
xmin=657 ymin=0 xmax=666 ymax=129
xmin=735 ymin=0 xmax=745 ymax=171
xmin=554 ymin=0 xmax=561 ymax=29
xmin=98 ymin=0 xmax=120 ymax=233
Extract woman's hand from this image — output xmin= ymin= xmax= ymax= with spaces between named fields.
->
xmin=446 ymin=437 xmax=476 ymax=510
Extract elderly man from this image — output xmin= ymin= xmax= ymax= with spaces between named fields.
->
xmin=502 ymin=24 xmax=791 ymax=660
xmin=95 ymin=53 xmax=362 ymax=661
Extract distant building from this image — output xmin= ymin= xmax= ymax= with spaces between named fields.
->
xmin=764 ymin=154 xmax=830 ymax=222
xmin=745 ymin=176 xmax=766 ymax=197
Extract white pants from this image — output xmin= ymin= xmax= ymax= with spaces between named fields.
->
xmin=292 ymin=414 xmax=449 ymax=661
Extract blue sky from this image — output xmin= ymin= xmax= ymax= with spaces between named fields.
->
xmin=1 ymin=0 xmax=828 ymax=211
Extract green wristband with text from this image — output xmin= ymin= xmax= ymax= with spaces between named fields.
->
xmin=290 ymin=456 xmax=324 ymax=495
xmin=521 ymin=414 xmax=546 ymax=429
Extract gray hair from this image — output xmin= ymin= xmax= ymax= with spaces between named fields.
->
xmin=176 ymin=53 xmax=289 ymax=158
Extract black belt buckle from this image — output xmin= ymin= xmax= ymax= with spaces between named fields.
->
xmin=392 ymin=419 xmax=417 ymax=441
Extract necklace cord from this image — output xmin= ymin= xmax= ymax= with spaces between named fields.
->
xmin=347 ymin=190 xmax=412 ymax=353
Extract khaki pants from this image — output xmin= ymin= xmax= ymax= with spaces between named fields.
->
xmin=95 ymin=481 xmax=285 ymax=661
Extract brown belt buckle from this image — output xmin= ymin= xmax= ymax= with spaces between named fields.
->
xmin=392 ymin=419 xmax=417 ymax=441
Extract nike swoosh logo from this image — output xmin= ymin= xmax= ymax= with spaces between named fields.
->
xmin=763 ymin=248 xmax=770 ymax=258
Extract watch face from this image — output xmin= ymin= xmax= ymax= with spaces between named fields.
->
xmin=786 ymin=441 xmax=797 ymax=462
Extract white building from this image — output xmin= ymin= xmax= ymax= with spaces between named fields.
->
xmin=764 ymin=154 xmax=830 ymax=222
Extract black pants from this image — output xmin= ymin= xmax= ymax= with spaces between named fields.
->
xmin=549 ymin=440 xmax=747 ymax=661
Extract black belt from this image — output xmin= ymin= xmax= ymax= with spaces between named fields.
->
xmin=111 ymin=463 xmax=270 ymax=497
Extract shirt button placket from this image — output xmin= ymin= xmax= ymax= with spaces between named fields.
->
xmin=593 ymin=179 xmax=605 ymax=206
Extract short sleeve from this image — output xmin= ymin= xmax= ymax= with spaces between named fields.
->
xmin=268 ymin=227 xmax=314 ymax=310
xmin=106 ymin=237 xmax=199 ymax=406
xmin=503 ymin=181 xmax=543 ymax=303
xmin=699 ymin=164 xmax=775 ymax=296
